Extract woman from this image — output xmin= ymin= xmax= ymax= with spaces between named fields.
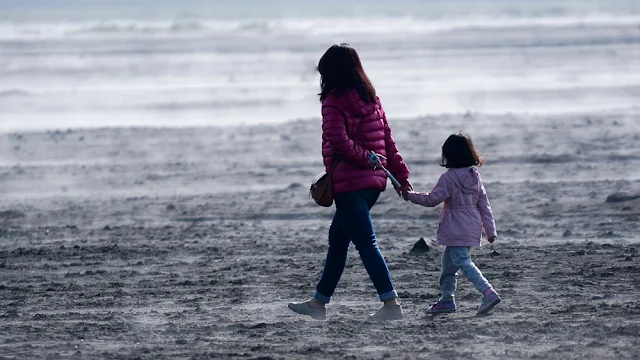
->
xmin=288 ymin=44 xmax=412 ymax=321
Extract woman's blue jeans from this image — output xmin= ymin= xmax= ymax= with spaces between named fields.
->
xmin=314 ymin=189 xmax=398 ymax=303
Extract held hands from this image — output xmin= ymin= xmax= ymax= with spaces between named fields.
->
xmin=488 ymin=235 xmax=496 ymax=243
xmin=394 ymin=181 xmax=413 ymax=199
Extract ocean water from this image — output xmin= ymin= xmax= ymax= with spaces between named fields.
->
xmin=1 ymin=0 xmax=639 ymax=131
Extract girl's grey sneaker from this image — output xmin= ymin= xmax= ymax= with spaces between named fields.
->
xmin=367 ymin=305 xmax=404 ymax=322
xmin=288 ymin=301 xmax=327 ymax=321
xmin=477 ymin=289 xmax=501 ymax=314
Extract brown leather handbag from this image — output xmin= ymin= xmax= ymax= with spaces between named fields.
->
xmin=310 ymin=158 xmax=340 ymax=207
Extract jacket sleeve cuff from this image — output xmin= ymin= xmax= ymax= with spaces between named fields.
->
xmin=407 ymin=192 xmax=423 ymax=205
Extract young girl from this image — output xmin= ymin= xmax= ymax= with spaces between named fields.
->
xmin=403 ymin=132 xmax=500 ymax=314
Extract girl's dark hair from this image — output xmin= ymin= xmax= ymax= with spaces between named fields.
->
xmin=440 ymin=132 xmax=484 ymax=168
xmin=318 ymin=43 xmax=376 ymax=103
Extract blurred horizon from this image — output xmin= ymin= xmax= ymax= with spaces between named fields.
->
xmin=3 ymin=0 xmax=640 ymax=19
xmin=1 ymin=0 xmax=639 ymax=131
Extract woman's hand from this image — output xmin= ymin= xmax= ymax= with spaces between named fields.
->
xmin=370 ymin=152 xmax=387 ymax=169
xmin=394 ymin=180 xmax=413 ymax=199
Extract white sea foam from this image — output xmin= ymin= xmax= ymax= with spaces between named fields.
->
xmin=0 ymin=1 xmax=639 ymax=132
xmin=2 ymin=14 xmax=640 ymax=40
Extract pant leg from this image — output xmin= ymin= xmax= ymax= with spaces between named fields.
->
xmin=314 ymin=212 xmax=351 ymax=303
xmin=335 ymin=189 xmax=397 ymax=302
xmin=439 ymin=247 xmax=460 ymax=302
xmin=448 ymin=247 xmax=493 ymax=294
xmin=363 ymin=189 xmax=380 ymax=210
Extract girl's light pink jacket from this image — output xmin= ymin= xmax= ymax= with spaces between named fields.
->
xmin=407 ymin=167 xmax=497 ymax=247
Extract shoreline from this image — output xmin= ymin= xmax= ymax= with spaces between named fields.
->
xmin=1 ymin=105 xmax=638 ymax=134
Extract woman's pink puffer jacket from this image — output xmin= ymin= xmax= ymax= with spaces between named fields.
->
xmin=321 ymin=89 xmax=410 ymax=196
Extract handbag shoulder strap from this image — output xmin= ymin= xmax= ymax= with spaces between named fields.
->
xmin=325 ymin=104 xmax=351 ymax=175
xmin=328 ymin=157 xmax=340 ymax=175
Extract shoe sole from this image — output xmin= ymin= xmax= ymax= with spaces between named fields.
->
xmin=287 ymin=303 xmax=327 ymax=321
xmin=477 ymin=297 xmax=501 ymax=314
xmin=367 ymin=308 xmax=404 ymax=322
xmin=430 ymin=309 xmax=456 ymax=314
xmin=367 ymin=318 xmax=404 ymax=324
xmin=367 ymin=314 xmax=404 ymax=322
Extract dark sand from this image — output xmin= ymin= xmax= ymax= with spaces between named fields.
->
xmin=1 ymin=112 xmax=640 ymax=359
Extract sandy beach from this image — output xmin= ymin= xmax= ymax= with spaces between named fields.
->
xmin=1 ymin=111 xmax=640 ymax=359
xmin=2 ymin=0 xmax=640 ymax=358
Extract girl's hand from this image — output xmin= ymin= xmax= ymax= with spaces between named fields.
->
xmin=488 ymin=235 xmax=496 ymax=243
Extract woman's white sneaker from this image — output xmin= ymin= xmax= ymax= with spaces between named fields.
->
xmin=367 ymin=304 xmax=404 ymax=322
xmin=288 ymin=301 xmax=327 ymax=321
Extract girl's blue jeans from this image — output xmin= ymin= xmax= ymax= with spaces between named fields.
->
xmin=439 ymin=246 xmax=493 ymax=301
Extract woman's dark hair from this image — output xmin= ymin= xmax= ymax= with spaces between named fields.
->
xmin=318 ymin=43 xmax=376 ymax=103
xmin=440 ymin=132 xmax=484 ymax=168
